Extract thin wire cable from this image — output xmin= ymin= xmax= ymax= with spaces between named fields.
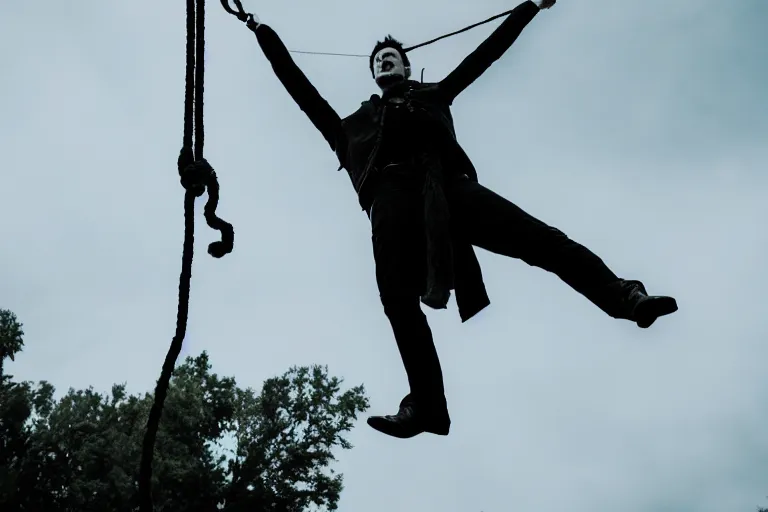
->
xmin=289 ymin=49 xmax=367 ymax=58
xmin=285 ymin=8 xmax=515 ymax=58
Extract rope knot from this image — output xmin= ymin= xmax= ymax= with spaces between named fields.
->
xmin=179 ymin=155 xmax=213 ymax=197
xmin=177 ymin=154 xmax=235 ymax=257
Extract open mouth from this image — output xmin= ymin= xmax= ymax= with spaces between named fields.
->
xmin=381 ymin=61 xmax=394 ymax=72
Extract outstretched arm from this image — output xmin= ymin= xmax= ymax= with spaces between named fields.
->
xmin=439 ymin=0 xmax=550 ymax=103
xmin=251 ymin=21 xmax=343 ymax=151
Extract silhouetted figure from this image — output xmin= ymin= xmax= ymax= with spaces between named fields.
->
xmin=248 ymin=0 xmax=678 ymax=439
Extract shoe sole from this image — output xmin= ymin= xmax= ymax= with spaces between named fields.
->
xmin=367 ymin=417 xmax=450 ymax=439
xmin=635 ymin=296 xmax=678 ymax=328
xmin=367 ymin=417 xmax=418 ymax=438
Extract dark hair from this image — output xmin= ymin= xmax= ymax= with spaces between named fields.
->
xmin=369 ymin=35 xmax=410 ymax=77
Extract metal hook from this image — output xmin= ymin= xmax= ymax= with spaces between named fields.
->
xmin=220 ymin=0 xmax=249 ymax=22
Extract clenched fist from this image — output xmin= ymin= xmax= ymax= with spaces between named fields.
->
xmin=246 ymin=13 xmax=261 ymax=32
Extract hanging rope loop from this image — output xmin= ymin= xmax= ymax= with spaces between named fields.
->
xmin=220 ymin=0 xmax=249 ymax=22
xmin=139 ymin=0 xmax=234 ymax=508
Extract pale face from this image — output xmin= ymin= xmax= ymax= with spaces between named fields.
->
xmin=373 ymin=47 xmax=410 ymax=87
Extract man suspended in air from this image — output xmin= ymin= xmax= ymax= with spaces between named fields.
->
xmin=247 ymin=0 xmax=678 ymax=439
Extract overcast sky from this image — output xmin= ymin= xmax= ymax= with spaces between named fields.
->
xmin=2 ymin=0 xmax=767 ymax=511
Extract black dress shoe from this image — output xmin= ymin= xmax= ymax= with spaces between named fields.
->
xmin=367 ymin=400 xmax=450 ymax=439
xmin=623 ymin=280 xmax=678 ymax=328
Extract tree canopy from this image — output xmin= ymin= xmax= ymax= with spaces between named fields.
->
xmin=0 ymin=308 xmax=369 ymax=511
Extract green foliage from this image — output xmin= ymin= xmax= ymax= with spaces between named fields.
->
xmin=0 ymin=309 xmax=369 ymax=512
xmin=0 ymin=309 xmax=25 ymax=379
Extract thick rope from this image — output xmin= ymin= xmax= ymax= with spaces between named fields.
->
xmin=138 ymin=0 xmax=233 ymax=509
xmin=137 ymin=0 xmax=197 ymax=508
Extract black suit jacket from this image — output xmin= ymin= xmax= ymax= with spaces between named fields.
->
xmin=254 ymin=0 xmax=540 ymax=321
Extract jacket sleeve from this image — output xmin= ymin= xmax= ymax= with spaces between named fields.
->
xmin=255 ymin=24 xmax=343 ymax=151
xmin=438 ymin=1 xmax=540 ymax=103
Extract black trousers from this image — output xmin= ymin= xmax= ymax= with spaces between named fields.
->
xmin=370 ymin=171 xmax=624 ymax=413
